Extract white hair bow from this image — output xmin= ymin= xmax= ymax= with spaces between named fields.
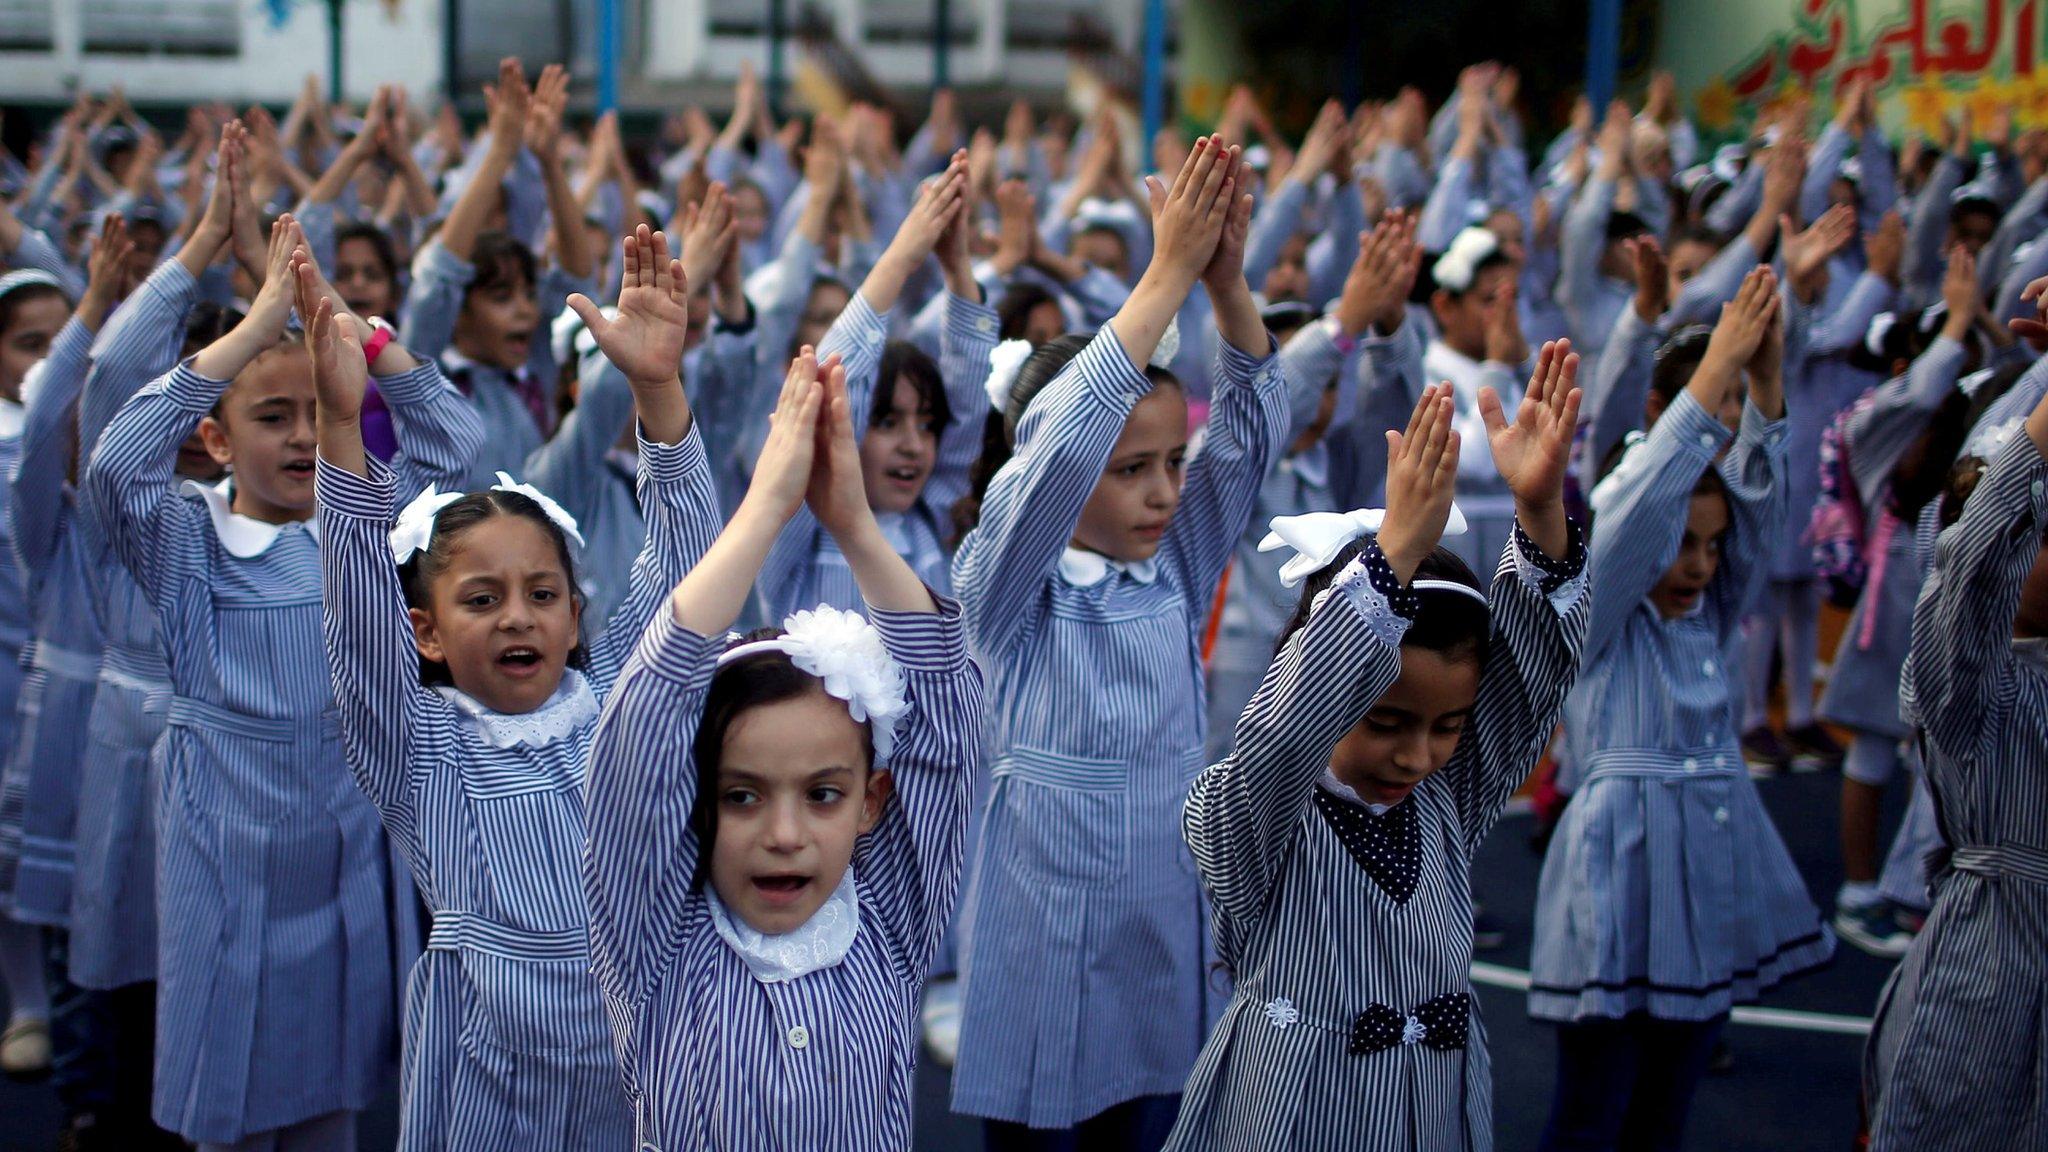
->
xmin=1259 ymin=505 xmax=1469 ymax=588
xmin=718 ymin=605 xmax=911 ymax=761
xmin=986 ymin=339 xmax=1034 ymax=413
xmin=1431 ymin=226 xmax=1501 ymax=294
xmin=491 ymin=472 xmax=587 ymax=550
xmin=389 ymin=485 xmax=465 ymax=563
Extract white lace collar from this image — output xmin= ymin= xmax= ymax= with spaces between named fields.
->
xmin=1316 ymin=769 xmax=1394 ymax=816
xmin=179 ymin=476 xmax=320 ymax=559
xmin=0 ymin=398 xmax=22 ymax=440
xmin=706 ymin=868 xmax=861 ymax=984
xmin=1058 ymin=547 xmax=1159 ymax=588
xmin=430 ymin=668 xmax=599 ymax=750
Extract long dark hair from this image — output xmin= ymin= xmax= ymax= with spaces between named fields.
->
xmin=1894 ymin=360 xmax=2027 ymax=521
xmin=1277 ymin=540 xmax=1491 ymax=663
xmin=396 ymin=490 xmax=587 ymax=685
xmin=874 ymin=340 xmax=950 ymax=434
xmin=688 ymin=631 xmax=878 ymax=892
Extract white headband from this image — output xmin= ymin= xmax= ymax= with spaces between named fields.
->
xmin=388 ymin=473 xmax=587 ymax=563
xmin=1432 ymin=226 xmax=1501 ymax=294
xmin=1259 ymin=506 xmax=1475 ymax=593
xmin=717 ymin=606 xmax=910 ymax=761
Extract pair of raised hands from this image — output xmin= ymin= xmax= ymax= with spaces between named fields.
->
xmin=1144 ymin=135 xmax=1254 ymax=292
xmin=745 ymin=348 xmax=875 ymax=541
xmin=1377 ymin=341 xmax=1582 ymax=581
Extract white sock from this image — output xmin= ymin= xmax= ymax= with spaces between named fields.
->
xmin=1837 ymin=881 xmax=1883 ymax=910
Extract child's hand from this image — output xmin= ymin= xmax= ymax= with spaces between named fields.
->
xmin=1781 ymin=205 xmax=1856 ymax=300
xmin=1334 ymin=211 xmax=1421 ymax=337
xmin=2010 ymin=273 xmax=2048 ymax=349
xmin=804 ymin=357 xmax=875 ymax=541
xmin=1199 ymin=155 xmax=1255 ymax=294
xmin=568 ymin=224 xmax=688 ymax=388
xmin=244 ymin=215 xmax=304 ymax=336
xmin=886 ymin=156 xmax=968 ymax=269
xmin=992 ymin=178 xmax=1036 ymax=276
xmin=1379 ymin=382 xmax=1461 ymax=584
xmin=524 ymin=64 xmax=569 ymax=165
xmin=679 ymin=182 xmax=735 ymax=298
xmin=934 ymin=151 xmax=979 ymax=294
xmin=301 ymin=267 xmax=367 ymax=424
xmin=1483 ymin=339 xmax=1581 ymax=558
xmin=1700 ymin=265 xmax=1778 ymax=375
xmin=743 ymin=347 xmax=829 ymax=524
xmin=1144 ymin=136 xmax=1237 ymax=288
xmin=1940 ymin=244 xmax=1981 ymax=334
xmin=80 ymin=213 xmax=135 ymax=327
xmin=1628 ymin=235 xmax=1669 ymax=322
xmin=482 ymin=58 xmax=531 ymax=160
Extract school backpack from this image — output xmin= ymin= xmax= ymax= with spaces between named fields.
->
xmin=1805 ymin=385 xmax=1882 ymax=608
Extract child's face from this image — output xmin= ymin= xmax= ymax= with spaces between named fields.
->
xmin=0 ymin=293 xmax=68 ymax=401
xmin=197 ymin=348 xmax=319 ymax=523
xmin=409 ymin=514 xmax=582 ymax=715
xmin=797 ymin=282 xmax=851 ymax=351
xmin=861 ymin=375 xmax=939 ymax=515
xmin=334 ymin=236 xmax=396 ymax=320
xmin=1329 ymin=647 xmax=1483 ymax=806
xmin=1072 ymin=384 xmax=1187 ymax=563
xmin=1432 ymin=265 xmax=1516 ymax=361
xmin=1666 ymin=238 xmax=1719 ymax=299
xmin=1262 ymin=233 xmax=1311 ymax=304
xmin=1649 ymin=490 xmax=1729 ymax=618
xmin=1023 ymin=301 xmax=1064 ymax=346
xmin=1073 ymin=229 xmax=1131 ymax=282
xmin=453 ymin=272 xmax=540 ymax=371
xmin=731 ymin=185 xmax=770 ymax=244
xmin=709 ymin=689 xmax=890 ymax=935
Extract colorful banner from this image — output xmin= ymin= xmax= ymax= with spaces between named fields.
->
xmin=1657 ymin=0 xmax=2048 ymax=138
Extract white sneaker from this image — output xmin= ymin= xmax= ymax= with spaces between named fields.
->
xmin=1 ymin=1017 xmax=50 ymax=1077
xmin=1834 ymin=900 xmax=1913 ymax=959
xmin=920 ymin=977 xmax=961 ymax=1068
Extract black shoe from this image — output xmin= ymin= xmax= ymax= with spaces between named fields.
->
xmin=1785 ymin=723 xmax=1845 ymax=772
xmin=1742 ymin=726 xmax=1791 ymax=776
xmin=1707 ymin=1039 xmax=1735 ymax=1075
xmin=1472 ymin=905 xmax=1506 ymax=952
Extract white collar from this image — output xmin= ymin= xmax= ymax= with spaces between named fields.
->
xmin=1058 ymin=546 xmax=1159 ymax=588
xmin=1315 ymin=769 xmax=1394 ymax=816
xmin=430 ymin=668 xmax=598 ymax=750
xmin=179 ymin=476 xmax=319 ymax=559
xmin=0 ymin=398 xmax=23 ymax=440
xmin=873 ymin=510 xmax=914 ymax=555
xmin=441 ymin=345 xmax=526 ymax=384
xmin=1286 ymin=441 xmax=1330 ymax=489
xmin=706 ymin=868 xmax=861 ymax=984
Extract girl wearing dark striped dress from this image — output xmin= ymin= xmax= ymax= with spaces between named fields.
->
xmin=313 ymin=226 xmax=720 ymax=1149
xmin=581 ymin=348 xmax=986 ymax=1150
xmin=755 ymin=151 xmax=998 ymax=621
xmin=1864 ymin=307 xmax=2048 ymax=1150
xmin=1531 ymin=267 xmax=1833 ymax=1151
xmin=1169 ymin=344 xmax=1589 ymax=1151
xmin=947 ymin=137 xmax=1289 ymax=1149
xmin=83 ymin=216 xmax=484 ymax=1152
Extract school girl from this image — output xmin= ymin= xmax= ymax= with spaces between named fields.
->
xmin=0 ymin=264 xmax=71 ymax=1076
xmin=83 ymin=215 xmax=483 ymax=1151
xmin=400 ymin=59 xmax=595 ymax=487
xmin=1863 ymin=344 xmax=2048 ymax=1149
xmin=580 ymin=346 xmax=986 ymax=1149
xmin=757 ymin=152 xmax=997 ymax=620
xmin=1531 ymin=267 xmax=1833 ymax=1150
xmin=946 ymin=137 xmax=1287 ymax=1147
xmin=314 ymin=224 xmax=719 ymax=1147
xmin=1168 ymin=341 xmax=1588 ymax=1151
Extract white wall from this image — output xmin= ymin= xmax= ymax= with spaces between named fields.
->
xmin=0 ymin=0 xmax=445 ymax=105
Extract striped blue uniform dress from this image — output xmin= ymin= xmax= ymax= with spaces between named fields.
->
xmin=0 ymin=397 xmax=29 ymax=805
xmin=82 ymin=357 xmax=483 ymax=1144
xmin=1865 ymin=434 xmax=2048 ymax=1150
xmin=756 ymin=291 xmax=999 ymax=622
xmin=581 ymin=601 xmax=986 ymax=1151
xmin=0 ymin=316 xmax=105 ymax=927
xmin=1170 ymin=530 xmax=1588 ymax=1152
xmin=948 ymin=330 xmax=1288 ymax=1126
xmin=1817 ymin=338 xmax=1967 ymax=740
xmin=1531 ymin=391 xmax=1834 ymax=1024
xmin=319 ymin=424 xmax=720 ymax=1151
xmin=67 ymin=257 xmax=202 ymax=990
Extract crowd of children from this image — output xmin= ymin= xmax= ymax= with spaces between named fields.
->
xmin=0 ymin=51 xmax=2042 ymax=1152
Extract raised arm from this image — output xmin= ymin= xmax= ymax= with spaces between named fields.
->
xmin=526 ymin=64 xmax=595 ymax=282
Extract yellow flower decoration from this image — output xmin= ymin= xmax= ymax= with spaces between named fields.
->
xmin=1696 ymin=77 xmax=1739 ymax=134
xmin=1901 ymin=79 xmax=1951 ymax=138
